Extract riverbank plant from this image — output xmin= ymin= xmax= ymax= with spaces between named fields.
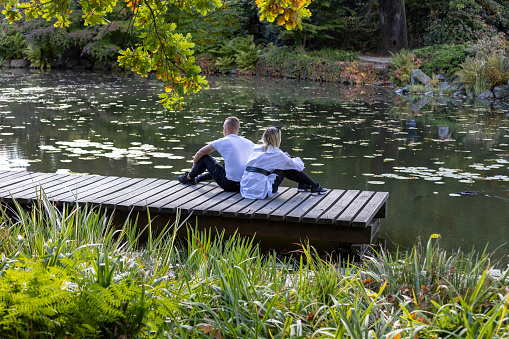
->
xmin=456 ymin=35 xmax=509 ymax=96
xmin=413 ymin=43 xmax=471 ymax=80
xmin=0 ymin=194 xmax=507 ymax=338
xmin=306 ymin=48 xmax=359 ymax=62
xmin=0 ymin=23 xmax=27 ymax=61
xmin=256 ymin=46 xmax=383 ymax=84
xmin=207 ymin=36 xmax=261 ymax=73
xmin=389 ymin=49 xmax=423 ymax=84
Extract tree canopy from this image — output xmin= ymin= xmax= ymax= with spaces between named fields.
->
xmin=1 ymin=0 xmax=312 ymax=108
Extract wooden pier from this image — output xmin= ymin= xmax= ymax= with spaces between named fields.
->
xmin=0 ymin=170 xmax=389 ymax=249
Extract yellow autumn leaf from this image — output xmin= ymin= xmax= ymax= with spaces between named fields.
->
xmin=277 ymin=16 xmax=285 ymax=26
xmin=165 ymin=84 xmax=172 ymax=92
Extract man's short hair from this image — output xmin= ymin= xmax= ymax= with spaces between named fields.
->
xmin=225 ymin=117 xmax=240 ymax=131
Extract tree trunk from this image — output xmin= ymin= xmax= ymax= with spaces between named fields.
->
xmin=377 ymin=0 xmax=408 ymax=56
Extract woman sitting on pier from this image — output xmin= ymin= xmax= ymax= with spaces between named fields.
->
xmin=240 ymin=126 xmax=327 ymax=199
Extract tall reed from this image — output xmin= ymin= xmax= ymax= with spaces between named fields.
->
xmin=0 ymin=194 xmax=507 ymax=338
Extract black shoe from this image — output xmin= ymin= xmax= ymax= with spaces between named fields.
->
xmin=297 ymin=183 xmax=311 ymax=192
xmin=310 ymin=183 xmax=327 ymax=195
xmin=177 ymin=172 xmax=196 ymax=185
xmin=195 ymin=173 xmax=212 ymax=184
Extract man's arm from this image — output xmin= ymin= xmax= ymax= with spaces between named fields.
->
xmin=193 ymin=144 xmax=215 ymax=166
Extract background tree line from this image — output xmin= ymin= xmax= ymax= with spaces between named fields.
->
xmin=2 ymin=0 xmax=509 ymax=65
xmin=1 ymin=0 xmax=509 ymax=105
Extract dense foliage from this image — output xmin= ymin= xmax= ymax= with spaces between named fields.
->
xmin=2 ymin=0 xmax=509 ymax=103
xmin=413 ymin=43 xmax=472 ymax=79
xmin=0 ymin=0 xmax=312 ymax=108
xmin=256 ymin=45 xmax=382 ymax=84
xmin=0 ymin=195 xmax=507 ymax=338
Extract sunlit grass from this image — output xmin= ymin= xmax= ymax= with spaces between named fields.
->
xmin=0 ymin=193 xmax=507 ymax=338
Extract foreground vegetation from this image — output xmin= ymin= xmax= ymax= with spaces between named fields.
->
xmin=0 ymin=195 xmax=507 ymax=338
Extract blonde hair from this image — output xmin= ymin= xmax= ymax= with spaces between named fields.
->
xmin=262 ymin=126 xmax=281 ymax=151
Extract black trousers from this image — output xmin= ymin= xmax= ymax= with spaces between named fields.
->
xmin=271 ymin=169 xmax=316 ymax=193
xmin=188 ymin=154 xmax=240 ymax=192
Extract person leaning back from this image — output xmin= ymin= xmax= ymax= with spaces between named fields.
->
xmin=177 ymin=116 xmax=254 ymax=192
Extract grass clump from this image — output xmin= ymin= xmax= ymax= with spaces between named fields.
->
xmin=456 ymin=35 xmax=509 ymax=96
xmin=0 ymin=194 xmax=507 ymax=338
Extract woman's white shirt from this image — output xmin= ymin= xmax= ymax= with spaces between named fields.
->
xmin=240 ymin=146 xmax=305 ymax=199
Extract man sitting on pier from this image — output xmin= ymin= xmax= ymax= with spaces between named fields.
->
xmin=177 ymin=116 xmax=255 ymax=192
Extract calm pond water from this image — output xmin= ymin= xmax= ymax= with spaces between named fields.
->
xmin=1 ymin=68 xmax=508 ymax=257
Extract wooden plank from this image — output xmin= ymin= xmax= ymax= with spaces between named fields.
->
xmin=236 ymin=187 xmax=290 ymax=219
xmin=351 ymin=192 xmax=389 ymax=227
xmin=9 ymin=174 xmax=78 ymax=203
xmin=114 ymin=180 xmax=180 ymax=211
xmin=75 ymin=177 xmax=140 ymax=203
xmin=135 ymin=182 xmax=190 ymax=208
xmin=254 ymin=188 xmax=299 ymax=220
xmin=190 ymin=215 xmax=373 ymax=244
xmin=55 ymin=176 xmax=127 ymax=203
xmin=268 ymin=191 xmax=315 ymax=221
xmin=185 ymin=190 xmax=238 ymax=216
xmin=301 ymin=190 xmax=346 ymax=224
xmin=0 ymin=173 xmax=61 ymax=196
xmin=143 ymin=183 xmax=202 ymax=212
xmin=85 ymin=177 xmax=152 ymax=204
xmin=45 ymin=175 xmax=109 ymax=203
xmin=177 ymin=186 xmax=228 ymax=214
xmin=318 ymin=190 xmax=361 ymax=224
xmin=6 ymin=173 xmax=67 ymax=197
xmin=157 ymin=184 xmax=219 ymax=213
xmin=0 ymin=170 xmax=27 ymax=180
xmin=0 ymin=171 xmax=45 ymax=191
xmin=285 ymin=193 xmax=329 ymax=223
xmin=42 ymin=174 xmax=94 ymax=196
xmin=205 ymin=193 xmax=247 ymax=217
xmin=336 ymin=191 xmax=375 ymax=226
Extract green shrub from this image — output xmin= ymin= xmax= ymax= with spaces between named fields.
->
xmin=307 ymin=48 xmax=359 ymax=62
xmin=413 ymin=43 xmax=471 ymax=79
xmin=208 ymin=35 xmax=261 ymax=72
xmin=24 ymin=45 xmax=51 ymax=69
xmin=0 ymin=24 xmax=27 ymax=60
xmin=256 ymin=46 xmax=383 ymax=84
xmin=389 ymin=49 xmax=423 ymax=84
xmin=426 ymin=8 xmax=499 ymax=45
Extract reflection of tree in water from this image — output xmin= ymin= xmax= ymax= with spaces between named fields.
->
xmin=386 ymin=94 xmax=509 ymax=149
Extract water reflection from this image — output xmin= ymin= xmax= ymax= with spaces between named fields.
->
xmin=0 ymin=69 xmax=508 ymax=258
